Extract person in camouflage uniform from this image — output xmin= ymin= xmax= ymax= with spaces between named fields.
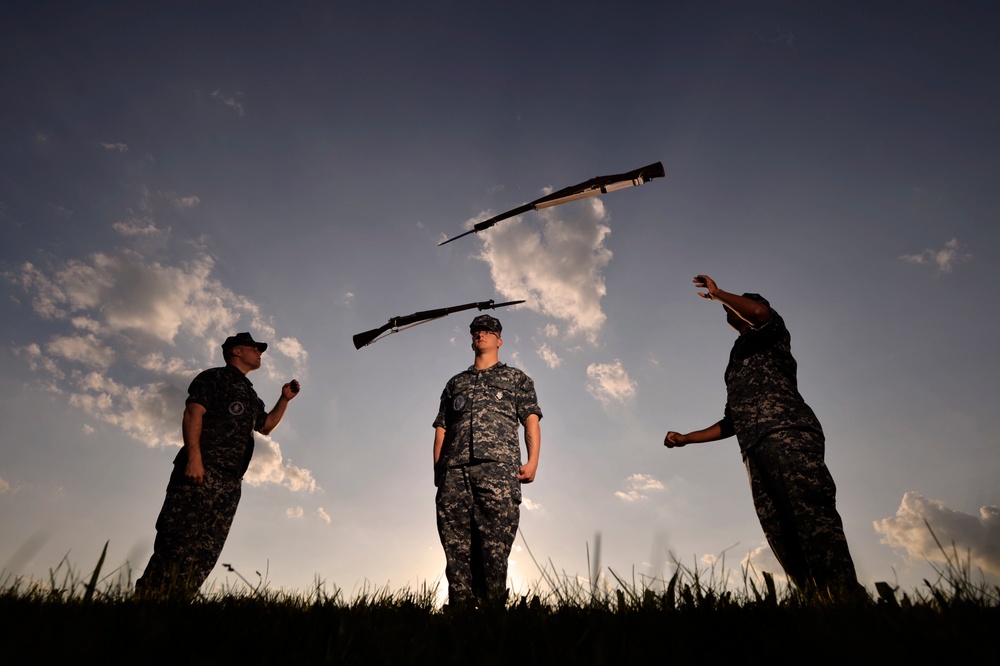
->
xmin=136 ymin=332 xmax=301 ymax=598
xmin=433 ymin=314 xmax=542 ymax=608
xmin=664 ymin=275 xmax=861 ymax=598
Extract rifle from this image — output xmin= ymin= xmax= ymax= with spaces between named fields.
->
xmin=353 ymin=299 xmax=526 ymax=349
xmin=439 ymin=161 xmax=665 ymax=246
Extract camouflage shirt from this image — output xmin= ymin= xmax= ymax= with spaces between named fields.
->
xmin=172 ymin=364 xmax=267 ymax=476
xmin=721 ymin=309 xmax=823 ymax=456
xmin=433 ymin=362 xmax=542 ymax=467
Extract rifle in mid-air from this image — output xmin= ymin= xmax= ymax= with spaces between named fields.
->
xmin=353 ymin=299 xmax=526 ymax=349
xmin=438 ymin=161 xmax=665 ymax=246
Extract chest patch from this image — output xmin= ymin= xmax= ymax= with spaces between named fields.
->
xmin=453 ymin=395 xmax=466 ymax=412
xmin=229 ymin=401 xmax=246 ymax=416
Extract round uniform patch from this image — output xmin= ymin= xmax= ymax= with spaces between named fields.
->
xmin=229 ymin=401 xmax=246 ymax=416
xmin=453 ymin=395 xmax=466 ymax=412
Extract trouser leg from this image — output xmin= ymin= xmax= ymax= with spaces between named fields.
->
xmin=745 ymin=430 xmax=858 ymax=595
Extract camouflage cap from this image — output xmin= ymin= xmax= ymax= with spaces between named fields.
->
xmin=470 ymin=314 xmax=502 ymax=336
xmin=741 ymin=293 xmax=770 ymax=307
xmin=222 ymin=332 xmax=268 ymax=352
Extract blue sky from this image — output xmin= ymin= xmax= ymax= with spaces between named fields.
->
xmin=2 ymin=1 xmax=998 ymax=599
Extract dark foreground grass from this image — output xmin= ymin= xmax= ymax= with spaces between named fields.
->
xmin=2 ymin=543 xmax=999 ymax=665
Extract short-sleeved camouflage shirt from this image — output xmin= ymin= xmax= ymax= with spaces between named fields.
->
xmin=172 ymin=365 xmax=267 ymax=475
xmin=721 ymin=309 xmax=823 ymax=455
xmin=433 ymin=362 xmax=542 ymax=467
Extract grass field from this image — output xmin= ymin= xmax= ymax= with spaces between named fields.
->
xmin=2 ymin=540 xmax=998 ymax=665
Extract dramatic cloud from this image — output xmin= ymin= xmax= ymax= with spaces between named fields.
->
xmin=874 ymin=492 xmax=1000 ymax=577
xmin=476 ymin=198 xmax=612 ymax=342
xmin=615 ymin=473 xmax=665 ymax=502
xmin=5 ymin=219 xmax=313 ymax=490
xmin=900 ymin=238 xmax=971 ymax=274
xmin=586 ymin=360 xmax=637 ymax=405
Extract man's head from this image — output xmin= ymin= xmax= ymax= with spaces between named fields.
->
xmin=469 ymin=314 xmax=503 ymax=354
xmin=222 ymin=332 xmax=268 ymax=369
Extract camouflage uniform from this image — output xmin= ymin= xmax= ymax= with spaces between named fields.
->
xmin=434 ymin=362 xmax=542 ymax=606
xmin=720 ymin=308 xmax=859 ymax=594
xmin=137 ymin=364 xmax=266 ymax=596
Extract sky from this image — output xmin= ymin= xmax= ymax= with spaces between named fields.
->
xmin=2 ymin=1 xmax=998 ymax=601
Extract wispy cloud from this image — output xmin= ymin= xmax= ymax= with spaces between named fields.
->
xmin=614 ymin=473 xmax=665 ymax=502
xmin=536 ymin=342 xmax=561 ymax=369
xmin=316 ymin=507 xmax=331 ymax=524
xmin=586 ymin=360 xmax=637 ymax=405
xmin=900 ymin=238 xmax=971 ymax=274
xmin=475 ymin=197 xmax=612 ymax=343
xmin=212 ymin=89 xmax=246 ymax=116
xmin=874 ymin=492 xmax=1000 ymax=577
xmin=99 ymin=142 xmax=129 ymax=153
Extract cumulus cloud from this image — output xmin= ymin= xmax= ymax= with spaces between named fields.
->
xmin=586 ymin=360 xmax=637 ymax=405
xmin=615 ymin=473 xmax=665 ymax=502
xmin=900 ymin=238 xmax=971 ymax=274
xmin=476 ymin=197 xmax=612 ymax=342
xmin=212 ymin=89 xmax=246 ymax=116
xmin=741 ymin=544 xmax=787 ymax=582
xmin=245 ymin=435 xmax=319 ymax=493
xmin=5 ymin=211 xmax=314 ymax=491
xmin=522 ymin=497 xmax=543 ymax=512
xmin=287 ymin=506 xmax=304 ymax=519
xmin=874 ymin=492 xmax=1000 ymax=577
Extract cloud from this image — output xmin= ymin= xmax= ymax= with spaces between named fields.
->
xmin=536 ymin=343 xmax=561 ymax=369
xmin=900 ymin=238 xmax=971 ymax=274
xmin=586 ymin=360 xmax=637 ymax=405
xmin=0 ymin=475 xmax=11 ymax=494
xmin=615 ymin=473 xmax=665 ymax=502
xmin=161 ymin=192 xmax=200 ymax=209
xmin=316 ymin=507 xmax=331 ymax=524
xmin=212 ymin=90 xmax=246 ymax=116
xmin=874 ymin=492 xmax=1000 ymax=577
xmin=100 ymin=142 xmax=129 ymax=153
xmin=741 ymin=544 xmax=787 ymax=582
xmin=476 ymin=197 xmax=612 ymax=342
xmin=522 ymin=497 xmax=543 ymax=512
xmin=5 ymin=208 xmax=314 ymax=490
xmin=286 ymin=506 xmax=304 ymax=519
xmin=245 ymin=435 xmax=319 ymax=493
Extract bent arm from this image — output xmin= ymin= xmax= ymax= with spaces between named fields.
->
xmin=518 ymin=414 xmax=541 ymax=483
xmin=261 ymin=380 xmax=300 ymax=435
xmin=182 ymin=402 xmax=207 ymax=483
xmin=694 ymin=275 xmax=771 ymax=327
xmin=664 ymin=420 xmax=730 ymax=448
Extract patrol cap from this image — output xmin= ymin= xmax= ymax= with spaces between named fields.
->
xmin=222 ymin=332 xmax=268 ymax=352
xmin=470 ymin=314 xmax=502 ymax=336
xmin=741 ymin=293 xmax=770 ymax=307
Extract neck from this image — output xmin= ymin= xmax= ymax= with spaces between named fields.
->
xmin=474 ymin=352 xmax=499 ymax=371
xmin=228 ymin=359 xmax=253 ymax=375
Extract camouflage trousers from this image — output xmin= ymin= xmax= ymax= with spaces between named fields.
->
xmin=436 ymin=461 xmax=521 ymax=607
xmin=136 ymin=468 xmax=243 ymax=598
xmin=744 ymin=429 xmax=859 ymax=596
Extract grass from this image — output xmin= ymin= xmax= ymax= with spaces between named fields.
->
xmin=2 ymin=533 xmax=998 ymax=665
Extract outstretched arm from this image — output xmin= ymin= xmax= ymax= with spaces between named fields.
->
xmin=664 ymin=420 xmax=731 ymax=448
xmin=261 ymin=379 xmax=301 ymax=435
xmin=693 ymin=275 xmax=770 ymax=328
